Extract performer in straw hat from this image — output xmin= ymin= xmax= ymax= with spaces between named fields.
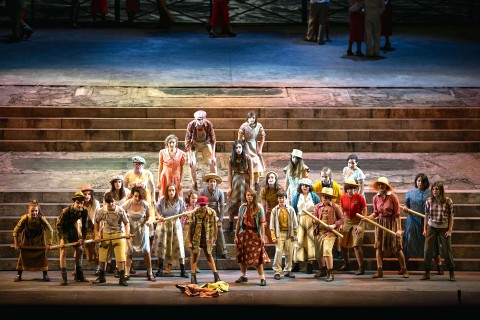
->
xmin=367 ymin=176 xmax=408 ymax=279
xmin=199 ymin=173 xmax=228 ymax=259
xmin=312 ymin=187 xmax=343 ymax=282
xmin=338 ymin=177 xmax=367 ymax=275
xmin=284 ymin=149 xmax=309 ymax=203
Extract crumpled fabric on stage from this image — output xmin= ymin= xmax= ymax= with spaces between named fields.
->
xmin=175 ymin=281 xmax=229 ymax=297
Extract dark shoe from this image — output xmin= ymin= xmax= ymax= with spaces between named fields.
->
xmin=130 ymin=266 xmax=136 ymax=275
xmin=43 ymin=274 xmax=51 ymax=282
xmin=303 ymin=37 xmax=315 ymax=42
xmin=355 ymin=267 xmax=365 ymax=275
xmin=155 ymin=267 xmax=163 ymax=277
xmin=235 ymin=276 xmax=248 ymax=283
xmin=437 ymin=264 xmax=444 ymax=275
xmin=260 ymin=279 xmax=266 ymax=286
xmin=449 ymin=270 xmax=456 ymax=281
xmin=284 ymin=272 xmax=295 ymax=278
xmin=338 ymin=264 xmax=350 ymax=271
xmin=180 ymin=270 xmax=189 ymax=278
xmin=306 ymin=263 xmax=313 ymax=274
xmin=61 ymin=272 xmax=68 ymax=286
xmin=274 ymin=273 xmax=281 ymax=280
xmin=92 ymin=270 xmax=106 ymax=284
xmin=315 ymin=267 xmax=327 ymax=278
xmin=191 ymin=273 xmax=197 ymax=284
xmin=421 ymin=271 xmax=430 ymax=280
xmin=291 ymin=263 xmax=299 ymax=272
xmin=74 ymin=268 xmax=89 ymax=282
xmin=355 ymin=51 xmax=365 ymax=57
xmin=347 ymin=50 xmax=354 ymax=56
xmin=326 ymin=269 xmax=334 ymax=282
xmin=372 ymin=267 xmax=383 ymax=278
xmin=213 ymin=272 xmax=221 ymax=282
xmin=14 ymin=275 xmax=21 ymax=282
xmin=147 ymin=274 xmax=157 ymax=282
xmin=119 ymin=270 xmax=128 ymax=286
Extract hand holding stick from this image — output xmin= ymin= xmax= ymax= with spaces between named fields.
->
xmin=302 ymin=210 xmax=343 ymax=238
xmin=154 ymin=209 xmax=195 ymax=223
xmin=355 ymin=213 xmax=399 ymax=237
xmin=401 ymin=206 xmax=425 ymax=219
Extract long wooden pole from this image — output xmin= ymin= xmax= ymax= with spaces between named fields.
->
xmin=302 ymin=210 xmax=343 ymax=238
xmin=153 ymin=209 xmax=195 ymax=223
xmin=12 ymin=234 xmax=135 ymax=250
xmin=355 ymin=213 xmax=399 ymax=237
xmin=401 ymin=206 xmax=426 ymax=219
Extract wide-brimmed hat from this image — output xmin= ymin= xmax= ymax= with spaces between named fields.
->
xmin=80 ymin=184 xmax=94 ymax=193
xmin=298 ymin=178 xmax=313 ymax=187
xmin=72 ymin=191 xmax=86 ymax=201
xmin=131 ymin=156 xmax=146 ymax=164
xmin=344 ymin=177 xmax=360 ymax=188
xmin=197 ymin=196 xmax=209 ymax=205
xmin=110 ymin=175 xmax=123 ymax=183
xmin=316 ymin=187 xmax=337 ymax=199
xmin=203 ymin=173 xmax=222 ymax=184
xmin=371 ymin=177 xmax=394 ymax=192
xmin=194 ymin=110 xmax=207 ymax=119
xmin=291 ymin=149 xmax=303 ymax=159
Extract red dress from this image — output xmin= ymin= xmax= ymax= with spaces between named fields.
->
xmin=208 ymin=0 xmax=230 ymax=28
xmin=349 ymin=11 xmax=365 ymax=42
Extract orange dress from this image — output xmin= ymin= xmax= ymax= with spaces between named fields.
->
xmin=158 ymin=148 xmax=186 ymax=198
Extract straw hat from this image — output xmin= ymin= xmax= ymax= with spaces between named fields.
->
xmin=344 ymin=177 xmax=360 ymax=188
xmin=316 ymin=187 xmax=336 ymax=199
xmin=80 ymin=184 xmax=94 ymax=192
xmin=291 ymin=149 xmax=303 ymax=159
xmin=203 ymin=173 xmax=222 ymax=184
xmin=371 ymin=177 xmax=393 ymax=192
xmin=298 ymin=178 xmax=313 ymax=187
xmin=72 ymin=191 xmax=86 ymax=201
xmin=197 ymin=196 xmax=209 ymax=206
xmin=194 ymin=110 xmax=207 ymax=119
xmin=131 ymin=156 xmax=146 ymax=164
xmin=110 ymin=175 xmax=123 ymax=183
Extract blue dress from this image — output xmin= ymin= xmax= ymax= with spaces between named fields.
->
xmin=403 ymin=188 xmax=430 ymax=258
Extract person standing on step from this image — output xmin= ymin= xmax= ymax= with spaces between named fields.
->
xmin=260 ymin=171 xmax=283 ymax=244
xmin=155 ymin=183 xmax=189 ymax=278
xmin=205 ymin=0 xmax=236 ymax=38
xmin=225 ymin=140 xmax=253 ymax=233
xmin=122 ymin=185 xmax=156 ymax=282
xmin=270 ymin=191 xmax=298 ymax=281
xmin=313 ymin=167 xmax=343 ymax=260
xmin=312 ymin=187 xmax=343 ymax=282
xmin=338 ymin=178 xmax=367 ymax=275
xmin=183 ymin=189 xmax=200 ymax=273
xmin=56 ymin=191 xmax=89 ymax=285
xmin=364 ymin=0 xmax=385 ymax=58
xmin=403 ymin=173 xmax=443 ymax=275
xmin=421 ymin=182 xmax=456 ymax=281
xmin=158 ymin=134 xmax=187 ymax=199
xmin=186 ymin=195 xmax=221 ymax=284
xmin=291 ymin=178 xmax=320 ymax=274
xmin=238 ymin=111 xmax=266 ymax=194
xmin=80 ymin=184 xmax=101 ymax=276
xmin=346 ymin=0 xmax=365 ymax=56
xmin=199 ymin=173 xmax=228 ymax=259
xmin=13 ymin=200 xmax=53 ymax=282
xmin=367 ymin=177 xmax=408 ymax=279
xmin=284 ymin=149 xmax=310 ymax=204
xmin=185 ymin=110 xmax=217 ymax=191
xmin=234 ymin=188 xmax=271 ymax=286
xmin=342 ymin=154 xmax=366 ymax=197
xmin=92 ymin=193 xmax=130 ymax=286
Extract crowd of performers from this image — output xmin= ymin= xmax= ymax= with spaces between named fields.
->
xmin=12 ymin=110 xmax=456 ymax=286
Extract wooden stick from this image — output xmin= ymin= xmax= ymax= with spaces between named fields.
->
xmin=154 ymin=209 xmax=195 ymax=223
xmin=355 ymin=213 xmax=399 ymax=237
xmin=49 ymin=234 xmax=135 ymax=250
xmin=402 ymin=206 xmax=426 ymax=219
xmin=302 ymin=210 xmax=343 ymax=238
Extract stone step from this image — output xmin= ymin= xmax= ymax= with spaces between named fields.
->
xmin=2 ymin=106 xmax=480 ymax=119
xmin=2 ymin=117 xmax=479 ymax=130
xmin=2 ymin=128 xmax=479 ymax=142
xmin=2 ymin=140 xmax=479 ymax=153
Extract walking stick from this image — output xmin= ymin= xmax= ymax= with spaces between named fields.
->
xmin=302 ymin=210 xmax=343 ymax=238
xmin=401 ymin=206 xmax=426 ymax=219
xmin=355 ymin=213 xmax=400 ymax=237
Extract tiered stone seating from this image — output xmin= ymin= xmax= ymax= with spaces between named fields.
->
xmin=0 ymin=104 xmax=479 ymax=272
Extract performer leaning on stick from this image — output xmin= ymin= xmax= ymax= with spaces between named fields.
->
xmin=367 ymin=177 xmax=409 ymax=279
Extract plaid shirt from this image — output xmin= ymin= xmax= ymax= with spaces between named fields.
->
xmin=425 ymin=196 xmax=454 ymax=225
xmin=184 ymin=119 xmax=216 ymax=152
